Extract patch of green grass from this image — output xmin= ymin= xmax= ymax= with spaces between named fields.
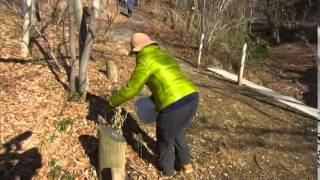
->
xmin=39 ymin=134 xmax=58 ymax=150
xmin=49 ymin=159 xmax=76 ymax=180
xmin=63 ymin=171 xmax=76 ymax=180
xmin=189 ymin=29 xmax=200 ymax=42
xmin=39 ymin=140 xmax=48 ymax=150
xmin=249 ymin=44 xmax=269 ymax=60
xmin=174 ymin=24 xmax=185 ymax=36
xmin=49 ymin=134 xmax=58 ymax=142
xmin=7 ymin=23 xmax=22 ymax=39
xmin=68 ymin=92 xmax=81 ymax=102
xmin=246 ymin=40 xmax=269 ymax=70
xmin=225 ymin=28 xmax=247 ymax=50
xmin=57 ymin=118 xmax=74 ymax=133
xmin=209 ymin=24 xmax=269 ymax=71
xmin=49 ymin=159 xmax=63 ymax=178
xmin=206 ymin=24 xmax=250 ymax=69
xmin=30 ymin=53 xmax=45 ymax=64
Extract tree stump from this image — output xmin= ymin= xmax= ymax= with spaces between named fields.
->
xmin=106 ymin=61 xmax=118 ymax=83
xmin=98 ymin=125 xmax=126 ymax=180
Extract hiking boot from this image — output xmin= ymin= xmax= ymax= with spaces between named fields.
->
xmin=182 ymin=163 xmax=193 ymax=174
xmin=159 ymin=171 xmax=178 ymax=180
xmin=181 ymin=164 xmax=196 ymax=180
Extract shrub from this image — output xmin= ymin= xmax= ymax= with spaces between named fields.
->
xmin=249 ymin=44 xmax=269 ymax=60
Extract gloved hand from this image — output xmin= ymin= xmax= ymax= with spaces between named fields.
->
xmin=102 ymin=99 xmax=117 ymax=124
xmin=105 ymin=100 xmax=116 ymax=115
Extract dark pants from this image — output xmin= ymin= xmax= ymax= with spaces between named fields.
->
xmin=127 ymin=4 xmax=134 ymax=18
xmin=156 ymin=94 xmax=199 ymax=176
xmin=127 ymin=8 xmax=132 ymax=18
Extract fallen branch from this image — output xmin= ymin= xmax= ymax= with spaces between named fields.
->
xmin=33 ymin=25 xmax=60 ymax=69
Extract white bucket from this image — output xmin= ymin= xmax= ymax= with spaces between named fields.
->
xmin=135 ymin=97 xmax=158 ymax=124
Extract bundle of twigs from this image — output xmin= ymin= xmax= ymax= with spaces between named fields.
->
xmin=110 ymin=107 xmax=128 ymax=135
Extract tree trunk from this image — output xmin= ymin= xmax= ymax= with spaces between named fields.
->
xmin=168 ymin=9 xmax=177 ymax=30
xmin=21 ymin=0 xmax=32 ymax=58
xmin=73 ymin=0 xmax=83 ymax=29
xmin=200 ymin=0 xmax=206 ymax=34
xmin=53 ymin=0 xmax=67 ymax=25
xmin=31 ymin=0 xmax=36 ymax=25
xmin=69 ymin=0 xmax=77 ymax=93
xmin=35 ymin=0 xmax=42 ymax=21
xmin=79 ymin=6 xmax=90 ymax=60
xmin=266 ymin=0 xmax=280 ymax=43
xmin=186 ymin=6 xmax=195 ymax=32
xmin=197 ymin=33 xmax=204 ymax=68
xmin=79 ymin=0 xmax=102 ymax=100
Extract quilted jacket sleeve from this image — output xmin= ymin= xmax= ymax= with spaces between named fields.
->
xmin=110 ymin=58 xmax=150 ymax=107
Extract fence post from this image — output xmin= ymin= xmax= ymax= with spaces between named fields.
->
xmin=197 ymin=33 xmax=205 ymax=68
xmin=238 ymin=43 xmax=247 ymax=86
xmin=98 ymin=124 xmax=126 ymax=180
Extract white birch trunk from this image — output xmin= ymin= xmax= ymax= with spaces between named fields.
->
xmin=197 ymin=33 xmax=205 ymax=68
xmin=21 ymin=0 xmax=32 ymax=58
xmin=79 ymin=0 xmax=101 ymax=100
xmin=73 ymin=0 xmax=83 ymax=29
xmin=69 ymin=0 xmax=78 ymax=93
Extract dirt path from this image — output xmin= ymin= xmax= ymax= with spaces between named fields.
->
xmin=0 ymin=3 xmax=317 ymax=180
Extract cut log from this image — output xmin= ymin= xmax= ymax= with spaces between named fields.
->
xmin=98 ymin=124 xmax=126 ymax=180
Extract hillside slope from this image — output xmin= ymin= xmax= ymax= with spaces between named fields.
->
xmin=0 ymin=2 xmax=316 ymax=179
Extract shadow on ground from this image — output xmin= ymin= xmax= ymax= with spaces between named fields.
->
xmin=0 ymin=131 xmax=42 ymax=180
xmin=81 ymin=96 xmax=157 ymax=176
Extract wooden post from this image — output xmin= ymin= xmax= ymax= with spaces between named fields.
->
xmin=197 ymin=33 xmax=205 ymax=68
xmin=106 ymin=61 xmax=118 ymax=83
xmin=238 ymin=43 xmax=247 ymax=86
xmin=98 ymin=124 xmax=126 ymax=180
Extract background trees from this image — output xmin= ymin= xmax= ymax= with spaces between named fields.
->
xmin=12 ymin=0 xmax=317 ymax=100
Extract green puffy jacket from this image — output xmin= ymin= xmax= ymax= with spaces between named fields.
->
xmin=110 ymin=44 xmax=198 ymax=111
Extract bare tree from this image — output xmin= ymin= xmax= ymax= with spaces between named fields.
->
xmin=68 ymin=0 xmax=77 ymax=93
xmin=195 ymin=0 xmax=238 ymax=52
xmin=67 ymin=0 xmax=83 ymax=95
xmin=21 ymin=0 xmax=32 ymax=58
xmin=79 ymin=0 xmax=102 ymax=100
xmin=104 ymin=0 xmax=118 ymax=33
xmin=73 ymin=0 xmax=83 ymax=28
xmin=186 ymin=5 xmax=196 ymax=32
xmin=53 ymin=0 xmax=67 ymax=25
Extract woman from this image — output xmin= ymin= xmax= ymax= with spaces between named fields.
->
xmin=109 ymin=33 xmax=199 ymax=177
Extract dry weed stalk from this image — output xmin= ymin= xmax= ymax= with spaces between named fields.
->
xmin=110 ymin=108 xmax=128 ymax=135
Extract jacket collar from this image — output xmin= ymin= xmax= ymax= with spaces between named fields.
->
xmin=137 ymin=44 xmax=159 ymax=55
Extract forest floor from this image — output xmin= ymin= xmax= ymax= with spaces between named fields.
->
xmin=0 ymin=1 xmax=317 ymax=180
